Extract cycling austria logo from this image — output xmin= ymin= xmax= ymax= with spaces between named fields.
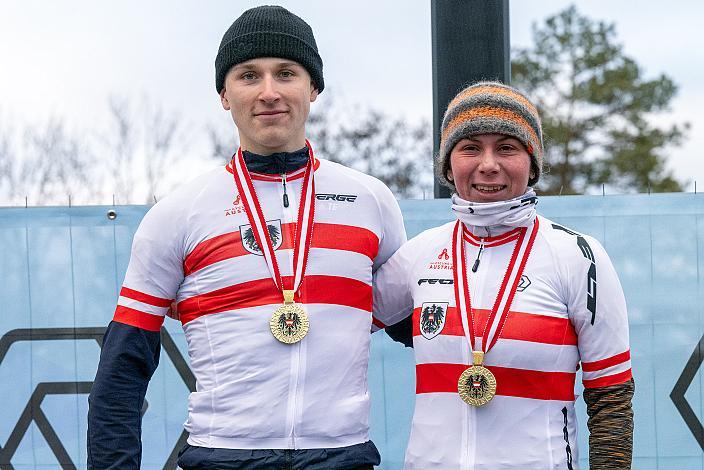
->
xmin=239 ymin=219 xmax=282 ymax=255
xmin=428 ymin=248 xmax=452 ymax=270
xmin=419 ymin=302 xmax=448 ymax=339
xmin=225 ymin=194 xmax=245 ymax=216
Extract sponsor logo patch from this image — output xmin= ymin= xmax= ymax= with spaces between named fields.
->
xmin=315 ymin=193 xmax=357 ymax=202
xmin=240 ymin=219 xmax=282 ymax=255
xmin=517 ymin=275 xmax=531 ymax=292
xmin=418 ymin=278 xmax=454 ymax=286
xmin=419 ymin=302 xmax=448 ymax=339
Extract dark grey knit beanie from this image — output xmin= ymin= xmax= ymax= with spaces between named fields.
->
xmin=215 ymin=5 xmax=324 ymax=94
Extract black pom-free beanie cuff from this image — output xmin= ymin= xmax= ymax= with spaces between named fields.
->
xmin=215 ymin=31 xmax=324 ymax=94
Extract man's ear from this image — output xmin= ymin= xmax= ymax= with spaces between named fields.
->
xmin=310 ymin=83 xmax=319 ymax=103
xmin=220 ymin=88 xmax=231 ymax=110
xmin=446 ymin=169 xmax=454 ymax=183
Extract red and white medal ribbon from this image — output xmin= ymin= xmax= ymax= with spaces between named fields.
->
xmin=452 ymin=218 xmax=539 ymax=358
xmin=231 ymin=141 xmax=316 ymax=299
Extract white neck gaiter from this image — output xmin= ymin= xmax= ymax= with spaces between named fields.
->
xmin=451 ymin=189 xmax=538 ymax=238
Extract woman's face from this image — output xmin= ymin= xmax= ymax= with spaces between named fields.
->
xmin=448 ymin=134 xmax=533 ymax=203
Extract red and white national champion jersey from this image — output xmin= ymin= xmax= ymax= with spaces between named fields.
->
xmin=114 ymin=156 xmax=406 ymax=449
xmin=373 ymin=216 xmax=632 ymax=469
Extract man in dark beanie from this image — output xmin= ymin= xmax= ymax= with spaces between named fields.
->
xmin=88 ymin=5 xmax=405 ymax=470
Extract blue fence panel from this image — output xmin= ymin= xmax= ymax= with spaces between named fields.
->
xmin=1 ymin=193 xmax=703 ymax=468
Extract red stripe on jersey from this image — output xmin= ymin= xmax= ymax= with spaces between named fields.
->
xmin=113 ymin=305 xmax=164 ymax=331
xmin=416 ymin=363 xmax=576 ymax=401
xmin=184 ymin=223 xmax=379 ymax=276
xmin=582 ymin=369 xmax=633 ymax=389
xmin=225 ymin=159 xmax=321 ymax=180
xmin=312 ymin=223 xmax=379 ymax=259
xmin=463 ymin=227 xmax=521 ymax=247
xmin=413 ymin=307 xmax=577 ymax=345
xmin=184 ymin=231 xmax=248 ymax=275
xmin=119 ymin=287 xmax=172 ymax=307
xmin=372 ymin=317 xmax=386 ymax=329
xmin=581 ymin=350 xmax=631 ymax=372
xmin=178 ymin=275 xmax=372 ymax=324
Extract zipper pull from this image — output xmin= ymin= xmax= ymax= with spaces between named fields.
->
xmin=281 ymin=173 xmax=289 ymax=208
xmin=472 ymin=239 xmax=485 ymax=273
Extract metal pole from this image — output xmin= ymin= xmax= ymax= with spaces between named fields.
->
xmin=432 ymin=0 xmax=511 ymax=198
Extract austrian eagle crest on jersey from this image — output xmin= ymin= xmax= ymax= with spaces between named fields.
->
xmin=420 ymin=302 xmax=448 ymax=339
xmin=239 ymin=219 xmax=282 ymax=255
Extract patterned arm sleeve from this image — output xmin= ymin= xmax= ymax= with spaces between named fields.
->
xmin=88 ymin=200 xmax=185 ymax=468
xmin=584 ymin=379 xmax=634 ymax=469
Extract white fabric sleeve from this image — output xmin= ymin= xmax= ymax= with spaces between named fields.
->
xmin=371 ymin=183 xmax=407 ymax=272
xmin=372 ymin=240 xmax=415 ymax=331
xmin=566 ymin=235 xmax=632 ymax=389
xmin=114 ymin=199 xmax=186 ymax=330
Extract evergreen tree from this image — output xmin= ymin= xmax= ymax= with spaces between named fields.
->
xmin=512 ymin=5 xmax=688 ymax=194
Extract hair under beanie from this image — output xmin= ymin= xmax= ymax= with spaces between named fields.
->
xmin=438 ymin=81 xmax=544 ymax=188
xmin=215 ymin=5 xmax=324 ymax=94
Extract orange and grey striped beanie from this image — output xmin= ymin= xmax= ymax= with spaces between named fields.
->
xmin=438 ymin=81 xmax=544 ymax=188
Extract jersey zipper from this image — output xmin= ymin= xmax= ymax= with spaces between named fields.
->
xmin=471 ymin=239 xmax=485 ymax=273
xmin=288 ymin=342 xmax=302 ymax=448
xmin=280 ymin=178 xmax=301 ymax=448
xmin=281 ymin=172 xmax=290 ymax=208
xmin=466 ymin=233 xmax=489 ymax=469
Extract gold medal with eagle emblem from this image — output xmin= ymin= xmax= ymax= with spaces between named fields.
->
xmin=231 ymin=144 xmax=317 ymax=346
xmin=458 ymin=351 xmax=497 ymax=406
xmin=451 ymin=219 xmax=538 ymax=407
xmin=270 ymin=290 xmax=309 ymax=344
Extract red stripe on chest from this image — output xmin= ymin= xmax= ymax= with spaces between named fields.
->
xmin=413 ymin=307 xmax=577 ymax=345
xmin=177 ymin=275 xmax=372 ymax=324
xmin=416 ymin=363 xmax=576 ymax=401
xmin=184 ymin=223 xmax=379 ymax=276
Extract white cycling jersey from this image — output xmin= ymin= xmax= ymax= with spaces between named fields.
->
xmin=114 ymin=156 xmax=406 ymax=449
xmin=373 ymin=216 xmax=632 ymax=469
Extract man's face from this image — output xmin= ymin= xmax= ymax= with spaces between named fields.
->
xmin=220 ymin=57 xmax=318 ymax=155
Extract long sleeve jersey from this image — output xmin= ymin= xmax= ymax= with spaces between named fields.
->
xmin=373 ymin=216 xmax=632 ymax=470
xmin=87 ymin=156 xmax=406 ymax=468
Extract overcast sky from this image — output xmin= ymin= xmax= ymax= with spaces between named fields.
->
xmin=1 ymin=0 xmax=702 ymax=193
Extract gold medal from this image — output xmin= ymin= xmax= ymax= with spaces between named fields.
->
xmin=458 ymin=351 xmax=497 ymax=407
xmin=270 ymin=290 xmax=309 ymax=344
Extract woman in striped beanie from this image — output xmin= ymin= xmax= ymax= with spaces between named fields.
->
xmin=373 ymin=81 xmax=634 ymax=469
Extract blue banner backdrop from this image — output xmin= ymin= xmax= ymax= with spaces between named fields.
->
xmin=1 ymin=193 xmax=703 ymax=469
